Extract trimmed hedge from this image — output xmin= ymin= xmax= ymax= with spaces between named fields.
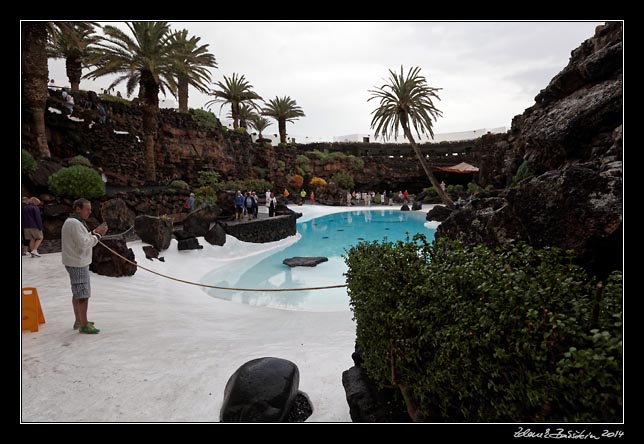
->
xmin=48 ymin=165 xmax=106 ymax=199
xmin=345 ymin=235 xmax=622 ymax=422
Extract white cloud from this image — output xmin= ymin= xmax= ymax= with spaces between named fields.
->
xmin=47 ymin=21 xmax=604 ymax=141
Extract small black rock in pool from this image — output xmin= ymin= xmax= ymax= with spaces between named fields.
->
xmin=283 ymin=257 xmax=329 ymax=267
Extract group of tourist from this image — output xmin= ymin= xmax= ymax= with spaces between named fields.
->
xmin=343 ymin=190 xmax=412 ymax=207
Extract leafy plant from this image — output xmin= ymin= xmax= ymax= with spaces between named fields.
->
xmin=22 ymin=149 xmax=37 ymax=173
xmin=69 ymin=155 xmax=92 ymax=167
xmin=48 ymin=165 xmax=105 ymax=199
xmin=345 ymin=236 xmax=622 ymax=422
xmin=195 ymin=185 xmax=217 ymax=206
xmin=511 ymin=160 xmax=534 ymax=187
xmin=295 ymin=155 xmax=311 ymax=174
xmin=330 ymin=171 xmax=354 ymax=190
xmin=197 ymin=170 xmax=221 ymax=187
xmin=169 ymin=180 xmax=189 ymax=190
xmin=189 ymin=108 xmax=220 ymax=130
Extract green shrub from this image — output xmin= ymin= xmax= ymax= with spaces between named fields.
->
xmin=296 ymin=155 xmax=311 ymax=174
xmin=195 ymin=185 xmax=217 ymax=206
xmin=348 ymin=155 xmax=364 ymax=171
xmin=69 ymin=155 xmax=92 ymax=167
xmin=253 ymin=166 xmax=267 ymax=179
xmin=197 ymin=171 xmax=221 ymax=187
xmin=423 ymin=186 xmax=438 ymax=199
xmin=234 ymin=127 xmax=247 ymax=134
xmin=189 ymin=108 xmax=220 ymax=130
xmin=330 ymin=171 xmax=354 ymax=190
xmin=276 ymin=160 xmax=286 ymax=171
xmin=22 ymin=149 xmax=37 ymax=173
xmin=48 ymin=165 xmax=106 ymax=199
xmin=220 ymin=178 xmax=273 ymax=193
xmin=467 ymin=182 xmax=481 ymax=195
xmin=511 ymin=160 xmax=534 ymax=187
xmin=169 ymin=180 xmax=189 ymax=190
xmin=345 ymin=236 xmax=622 ymax=422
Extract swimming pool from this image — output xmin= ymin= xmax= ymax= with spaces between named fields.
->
xmin=202 ymin=209 xmax=436 ymax=311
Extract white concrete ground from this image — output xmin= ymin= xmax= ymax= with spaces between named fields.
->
xmin=21 ymin=203 xmax=437 ymax=423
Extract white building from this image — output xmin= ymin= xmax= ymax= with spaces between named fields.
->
xmin=334 ymin=127 xmax=507 ymax=144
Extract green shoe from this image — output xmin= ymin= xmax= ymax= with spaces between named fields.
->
xmin=79 ymin=323 xmax=100 ymax=334
xmin=73 ymin=321 xmax=94 ymax=330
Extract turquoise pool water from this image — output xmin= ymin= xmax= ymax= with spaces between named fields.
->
xmin=203 ymin=209 xmax=436 ymax=311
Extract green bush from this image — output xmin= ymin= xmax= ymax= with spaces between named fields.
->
xmin=467 ymin=182 xmax=481 ymax=195
xmin=220 ymin=178 xmax=273 ymax=193
xmin=253 ymin=166 xmax=267 ymax=179
xmin=511 ymin=160 xmax=534 ymax=187
xmin=276 ymin=160 xmax=286 ymax=171
xmin=195 ymin=185 xmax=217 ymax=206
xmin=48 ymin=165 xmax=106 ymax=199
xmin=22 ymin=149 xmax=37 ymax=173
xmin=69 ymin=155 xmax=92 ymax=167
xmin=348 ymin=155 xmax=364 ymax=171
xmin=345 ymin=236 xmax=622 ymax=422
xmin=197 ymin=171 xmax=221 ymax=187
xmin=234 ymin=127 xmax=247 ymax=134
xmin=330 ymin=171 xmax=354 ymax=190
xmin=295 ymin=155 xmax=311 ymax=174
xmin=169 ymin=180 xmax=189 ymax=190
xmin=189 ymin=108 xmax=220 ymax=130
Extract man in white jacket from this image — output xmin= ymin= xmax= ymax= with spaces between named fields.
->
xmin=61 ymin=198 xmax=108 ymax=334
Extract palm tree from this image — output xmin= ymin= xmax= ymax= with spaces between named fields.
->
xmin=47 ymin=22 xmax=101 ymax=92
xmin=248 ymin=115 xmax=272 ymax=139
xmin=205 ymin=73 xmax=262 ymax=129
xmin=22 ymin=21 xmax=50 ymax=158
xmin=84 ymin=22 xmax=181 ymax=183
xmin=168 ymin=29 xmax=217 ymax=113
xmin=369 ymin=66 xmax=453 ymax=207
xmin=229 ymin=103 xmax=258 ymax=129
xmin=262 ymin=96 xmax=305 ymax=144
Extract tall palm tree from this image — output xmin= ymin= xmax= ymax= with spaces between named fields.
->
xmin=369 ymin=66 xmax=453 ymax=207
xmin=205 ymin=73 xmax=262 ymax=129
xmin=22 ymin=21 xmax=50 ymax=158
xmin=168 ymin=29 xmax=217 ymax=113
xmin=248 ymin=115 xmax=272 ymax=139
xmin=84 ymin=22 xmax=181 ymax=183
xmin=47 ymin=22 xmax=101 ymax=92
xmin=262 ymin=96 xmax=305 ymax=144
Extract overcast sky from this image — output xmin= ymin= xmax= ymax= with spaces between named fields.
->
xmin=48 ymin=21 xmax=603 ymax=142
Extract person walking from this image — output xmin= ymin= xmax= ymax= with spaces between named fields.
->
xmin=22 ymin=197 xmax=44 ymax=257
xmin=61 ymin=198 xmax=108 ymax=334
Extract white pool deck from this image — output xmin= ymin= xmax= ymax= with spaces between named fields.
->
xmin=20 ymin=204 xmax=439 ymax=423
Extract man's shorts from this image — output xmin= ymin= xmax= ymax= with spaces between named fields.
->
xmin=65 ymin=265 xmax=91 ymax=299
xmin=23 ymin=228 xmax=43 ymax=240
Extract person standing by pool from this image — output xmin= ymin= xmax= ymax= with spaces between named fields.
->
xmin=23 ymin=197 xmax=44 ymax=257
xmin=310 ymin=191 xmax=315 ymax=205
xmin=61 ymin=198 xmax=108 ymax=334
xmin=268 ymin=192 xmax=277 ymax=217
xmin=234 ymin=191 xmax=244 ymax=220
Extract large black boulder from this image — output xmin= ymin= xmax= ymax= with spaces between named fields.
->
xmin=220 ymin=357 xmax=300 ymax=422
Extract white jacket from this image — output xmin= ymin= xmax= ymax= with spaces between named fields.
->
xmin=61 ymin=217 xmax=99 ymax=267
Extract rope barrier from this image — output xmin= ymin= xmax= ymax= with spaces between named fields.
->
xmin=97 ymin=239 xmax=348 ymax=292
